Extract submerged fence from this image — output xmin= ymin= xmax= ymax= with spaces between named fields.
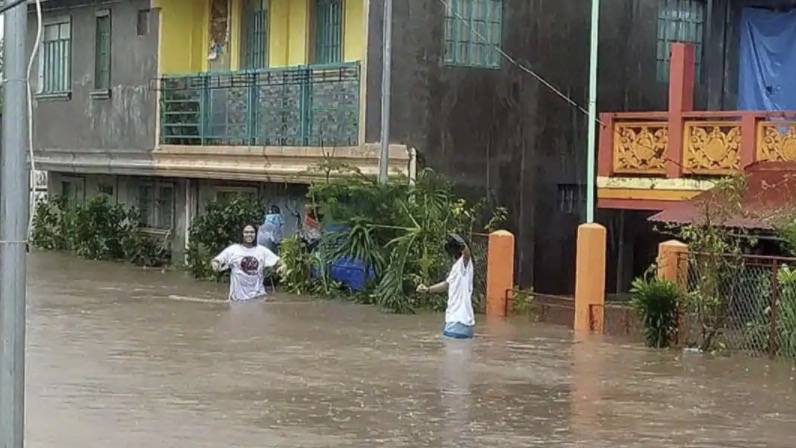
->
xmin=678 ymin=252 xmax=796 ymax=357
xmin=159 ymin=62 xmax=360 ymax=147
xmin=469 ymin=232 xmax=489 ymax=313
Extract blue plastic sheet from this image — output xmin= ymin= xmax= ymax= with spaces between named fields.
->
xmin=738 ymin=8 xmax=796 ymax=111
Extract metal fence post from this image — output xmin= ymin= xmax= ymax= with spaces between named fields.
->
xmin=247 ymin=72 xmax=257 ymax=146
xmin=200 ymin=75 xmax=209 ymax=146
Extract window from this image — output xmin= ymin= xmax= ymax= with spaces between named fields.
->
xmin=242 ymin=0 xmax=269 ymax=69
xmin=98 ymin=183 xmax=114 ymax=197
xmin=61 ymin=181 xmax=75 ymax=204
xmin=656 ymin=0 xmax=705 ymax=82
xmin=557 ymin=184 xmax=585 ymax=215
xmin=216 ymin=187 xmax=258 ymax=204
xmin=40 ymin=18 xmax=72 ymax=94
xmin=314 ymin=0 xmax=343 ymax=64
xmin=138 ymin=182 xmax=174 ymax=229
xmin=444 ymin=0 xmax=502 ymax=68
xmin=60 ymin=177 xmax=84 ymax=206
xmin=137 ymin=9 xmax=150 ymax=36
xmin=94 ymin=10 xmax=111 ymax=92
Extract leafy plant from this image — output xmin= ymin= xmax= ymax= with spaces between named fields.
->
xmin=511 ymin=288 xmax=535 ymax=316
xmin=665 ymin=175 xmax=753 ymax=351
xmin=775 ymin=265 xmax=796 ymax=357
xmin=31 ymin=196 xmax=70 ymax=251
xmin=31 ymin=195 xmax=168 ymax=267
xmin=630 ymin=274 xmax=681 ymax=348
xmin=307 ymin=169 xmax=506 ymax=313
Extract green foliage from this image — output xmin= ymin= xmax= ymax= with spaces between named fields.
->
xmin=775 ymin=266 xmax=796 ymax=357
xmin=277 ymin=235 xmax=315 ymax=295
xmin=31 ymin=195 xmax=168 ymax=267
xmin=630 ymin=274 xmax=681 ymax=348
xmin=747 ymin=266 xmax=796 ymax=357
xmin=667 ymin=175 xmax=751 ymax=351
xmin=70 ymin=196 xmax=129 ymax=259
xmin=298 ymin=168 xmax=507 ymax=313
xmin=511 ymin=288 xmax=535 ymax=316
xmin=186 ymin=198 xmax=266 ymax=279
xmin=31 ymin=196 xmax=70 ymax=251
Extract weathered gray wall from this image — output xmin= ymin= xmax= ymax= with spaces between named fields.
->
xmin=365 ymin=0 xmax=796 ymax=294
xmin=27 ymin=0 xmax=158 ymax=153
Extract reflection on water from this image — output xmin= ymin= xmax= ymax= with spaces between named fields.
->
xmin=25 ymin=252 xmax=796 ymax=447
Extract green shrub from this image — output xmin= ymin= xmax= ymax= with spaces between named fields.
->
xmin=773 ymin=266 xmax=796 ymax=357
xmin=308 ymin=169 xmax=507 ymax=313
xmin=630 ymin=274 xmax=681 ymax=348
xmin=31 ymin=196 xmax=70 ymax=251
xmin=31 ymin=195 xmax=169 ymax=267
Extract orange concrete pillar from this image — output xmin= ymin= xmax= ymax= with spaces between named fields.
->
xmin=486 ymin=230 xmax=515 ymax=318
xmin=657 ymin=240 xmax=688 ymax=286
xmin=574 ymin=224 xmax=607 ymax=332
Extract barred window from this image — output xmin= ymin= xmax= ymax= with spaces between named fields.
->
xmin=656 ymin=0 xmax=705 ymax=82
xmin=41 ymin=18 xmax=72 ymax=94
xmin=94 ymin=10 xmax=112 ymax=91
xmin=138 ymin=182 xmax=175 ymax=230
xmin=242 ymin=0 xmax=269 ymax=69
xmin=314 ymin=0 xmax=343 ymax=64
xmin=444 ymin=0 xmax=502 ymax=68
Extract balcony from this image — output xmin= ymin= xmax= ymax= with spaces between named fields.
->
xmin=597 ymin=43 xmax=796 ymax=210
xmin=159 ymin=62 xmax=360 ymax=147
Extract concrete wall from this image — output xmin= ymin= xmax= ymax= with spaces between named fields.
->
xmin=363 ymin=0 xmax=796 ymax=294
xmin=28 ymin=0 xmax=158 ymax=154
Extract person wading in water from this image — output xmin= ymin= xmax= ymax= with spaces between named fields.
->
xmin=416 ymin=234 xmax=475 ymax=339
xmin=211 ymin=224 xmax=280 ymax=302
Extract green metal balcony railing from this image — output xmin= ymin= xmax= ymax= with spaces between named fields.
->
xmin=159 ymin=62 xmax=360 ymax=147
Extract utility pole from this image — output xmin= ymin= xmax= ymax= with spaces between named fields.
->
xmin=585 ymin=0 xmax=600 ymax=223
xmin=378 ymin=0 xmax=392 ymax=184
xmin=0 ymin=1 xmax=29 ymax=446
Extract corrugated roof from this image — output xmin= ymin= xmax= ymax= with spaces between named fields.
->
xmin=648 ymin=162 xmax=796 ymax=230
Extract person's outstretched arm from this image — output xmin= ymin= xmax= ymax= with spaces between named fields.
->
xmin=417 ymin=281 xmax=449 ymax=295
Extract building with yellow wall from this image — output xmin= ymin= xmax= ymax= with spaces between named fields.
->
xmin=154 ymin=0 xmax=366 ymax=75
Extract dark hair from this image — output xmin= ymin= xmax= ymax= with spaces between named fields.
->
xmin=269 ymin=205 xmax=280 ymax=214
xmin=445 ymin=233 xmax=468 ymax=258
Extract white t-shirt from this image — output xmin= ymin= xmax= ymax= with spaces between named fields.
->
xmin=445 ymin=256 xmax=475 ymax=326
xmin=213 ymin=244 xmax=280 ymax=301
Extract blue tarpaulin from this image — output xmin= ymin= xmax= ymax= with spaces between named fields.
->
xmin=738 ymin=8 xmax=796 ymax=111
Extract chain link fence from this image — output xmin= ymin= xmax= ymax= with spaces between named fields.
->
xmin=679 ymin=252 xmax=796 ymax=357
xmin=469 ymin=233 xmax=489 ymax=314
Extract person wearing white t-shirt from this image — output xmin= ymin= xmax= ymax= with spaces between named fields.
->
xmin=211 ymin=224 xmax=281 ymax=302
xmin=416 ymin=234 xmax=475 ymax=339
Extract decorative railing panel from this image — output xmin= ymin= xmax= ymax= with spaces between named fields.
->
xmin=757 ymin=121 xmax=796 ymax=163
xmin=683 ymin=120 xmax=741 ymax=175
xmin=160 ymin=63 xmax=360 ymax=147
xmin=613 ymin=122 xmax=668 ymax=174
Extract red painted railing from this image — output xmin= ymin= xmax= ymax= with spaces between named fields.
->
xmin=597 ymin=43 xmax=796 ymax=179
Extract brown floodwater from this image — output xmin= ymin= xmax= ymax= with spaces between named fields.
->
xmin=24 ymin=252 xmax=796 ymax=447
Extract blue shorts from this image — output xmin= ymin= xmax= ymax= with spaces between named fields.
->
xmin=443 ymin=322 xmax=474 ymax=339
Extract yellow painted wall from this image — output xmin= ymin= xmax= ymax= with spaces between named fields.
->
xmin=269 ymin=0 xmax=290 ymax=66
xmin=287 ymin=0 xmax=309 ymax=65
xmin=268 ymin=0 xmax=309 ymax=67
xmin=230 ymin=0 xmax=243 ymax=70
xmin=343 ymin=0 xmax=364 ymax=62
xmin=157 ymin=0 xmax=362 ymax=73
xmin=155 ymin=0 xmax=209 ymax=74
